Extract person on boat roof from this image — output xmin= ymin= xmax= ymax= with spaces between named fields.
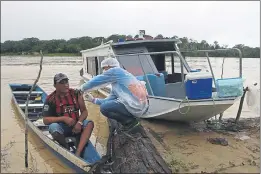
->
xmin=79 ymin=57 xmax=149 ymax=131
xmin=42 ymin=73 xmax=94 ymax=157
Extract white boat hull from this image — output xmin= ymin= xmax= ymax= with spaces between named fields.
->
xmin=142 ymin=97 xmax=236 ymax=122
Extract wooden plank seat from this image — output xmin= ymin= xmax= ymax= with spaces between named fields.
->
xmin=13 ymin=91 xmax=43 ymax=95
xmin=19 ymin=103 xmax=44 ymax=109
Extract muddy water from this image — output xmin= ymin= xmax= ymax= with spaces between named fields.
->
xmin=1 ymin=56 xmax=260 ymax=173
xmin=1 ymin=56 xmax=84 ymax=173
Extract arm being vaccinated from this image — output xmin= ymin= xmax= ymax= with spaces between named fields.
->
xmin=80 ymin=68 xmax=118 ymax=105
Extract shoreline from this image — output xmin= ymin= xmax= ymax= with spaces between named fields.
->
xmin=0 ymin=53 xmax=80 ymax=57
xmin=1 ymin=54 xmax=260 ymax=59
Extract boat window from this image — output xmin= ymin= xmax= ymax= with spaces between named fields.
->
xmin=146 ymin=43 xmax=176 ymax=76
xmin=165 ymin=54 xmax=172 ymax=74
xmin=117 ymin=55 xmax=157 ymax=76
xmin=85 ymin=57 xmax=88 ymax=73
xmin=87 ymin=57 xmax=98 ymax=76
xmin=98 ymin=56 xmax=105 ymax=74
xmin=114 ymin=46 xmax=158 ymax=76
xmin=95 ymin=57 xmax=98 ymax=75
xmin=151 ymin=54 xmax=166 ymax=73
xmin=157 ymin=54 xmax=188 ymax=84
xmin=87 ymin=57 xmax=92 ymax=75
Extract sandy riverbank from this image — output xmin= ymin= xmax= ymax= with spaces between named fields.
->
xmin=142 ymin=118 xmax=260 ymax=173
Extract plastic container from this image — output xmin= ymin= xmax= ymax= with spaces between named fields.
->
xmin=159 ymin=71 xmax=168 ymax=80
xmin=118 ymin=38 xmax=125 ymax=42
xmin=190 ymin=69 xmax=201 ymax=72
xmin=136 ymin=73 xmax=166 ymax=97
xmin=216 ymin=78 xmax=243 ymax=98
xmin=185 ymin=72 xmax=213 ymax=100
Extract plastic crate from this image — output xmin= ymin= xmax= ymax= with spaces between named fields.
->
xmin=216 ymin=78 xmax=243 ymax=98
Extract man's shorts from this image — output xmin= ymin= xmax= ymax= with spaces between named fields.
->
xmin=48 ymin=119 xmax=92 ymax=136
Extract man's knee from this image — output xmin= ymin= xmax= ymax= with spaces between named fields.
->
xmin=82 ymin=120 xmax=94 ymax=130
xmin=48 ymin=123 xmax=64 ymax=134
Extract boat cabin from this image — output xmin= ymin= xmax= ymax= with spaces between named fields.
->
xmin=80 ymin=39 xmax=192 ymax=99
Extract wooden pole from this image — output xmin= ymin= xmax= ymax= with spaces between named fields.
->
xmin=235 ymin=87 xmax=248 ymax=123
xmin=25 ymin=50 xmax=44 ymax=168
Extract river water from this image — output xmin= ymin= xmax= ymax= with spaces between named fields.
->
xmin=1 ymin=56 xmax=260 ymax=173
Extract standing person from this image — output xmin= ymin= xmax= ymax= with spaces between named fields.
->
xmin=42 ymin=73 xmax=94 ymax=157
xmin=80 ymin=57 xmax=149 ymax=131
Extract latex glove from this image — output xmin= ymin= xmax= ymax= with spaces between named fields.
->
xmin=85 ymin=93 xmax=95 ymax=103
xmin=140 ymin=81 xmax=146 ymax=86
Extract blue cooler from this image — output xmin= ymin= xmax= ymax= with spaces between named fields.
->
xmin=216 ymin=78 xmax=243 ymax=98
xmin=185 ymin=72 xmax=212 ymax=100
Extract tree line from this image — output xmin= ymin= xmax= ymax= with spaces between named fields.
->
xmin=1 ymin=34 xmax=259 ymax=58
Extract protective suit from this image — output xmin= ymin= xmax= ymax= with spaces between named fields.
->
xmin=80 ymin=58 xmax=149 ymax=117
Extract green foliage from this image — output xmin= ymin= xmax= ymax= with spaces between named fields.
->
xmin=176 ymin=36 xmax=259 ymax=58
xmin=0 ymin=34 xmax=259 ymax=58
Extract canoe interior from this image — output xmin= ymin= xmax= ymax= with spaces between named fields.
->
xmin=9 ymin=83 xmax=101 ymax=165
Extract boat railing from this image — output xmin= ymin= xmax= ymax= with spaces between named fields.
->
xmin=179 ymin=48 xmax=243 ymax=78
xmin=179 ymin=48 xmax=242 ymax=89
xmin=115 ymin=50 xmax=190 ymax=96
xmin=115 ymin=48 xmax=243 ymax=97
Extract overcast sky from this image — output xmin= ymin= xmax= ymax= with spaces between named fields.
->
xmin=1 ymin=1 xmax=260 ymax=47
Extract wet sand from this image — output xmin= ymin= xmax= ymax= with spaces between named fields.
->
xmin=142 ymin=119 xmax=260 ymax=173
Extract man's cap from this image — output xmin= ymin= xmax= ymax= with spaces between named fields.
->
xmin=54 ymin=73 xmax=69 ymax=84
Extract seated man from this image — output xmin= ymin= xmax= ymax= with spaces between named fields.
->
xmin=80 ymin=57 xmax=149 ymax=131
xmin=43 ymin=73 xmax=94 ymax=157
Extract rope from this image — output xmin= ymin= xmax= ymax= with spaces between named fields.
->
xmin=205 ymin=96 xmax=221 ymax=129
xmin=211 ymin=96 xmax=218 ymax=127
xmin=178 ymin=95 xmax=218 ymax=128
xmin=178 ymin=96 xmax=190 ymax=115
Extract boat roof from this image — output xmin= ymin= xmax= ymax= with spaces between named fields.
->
xmin=80 ymin=38 xmax=181 ymax=53
xmin=111 ymin=38 xmax=181 ymax=47
xmin=80 ymin=40 xmax=112 ymax=53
